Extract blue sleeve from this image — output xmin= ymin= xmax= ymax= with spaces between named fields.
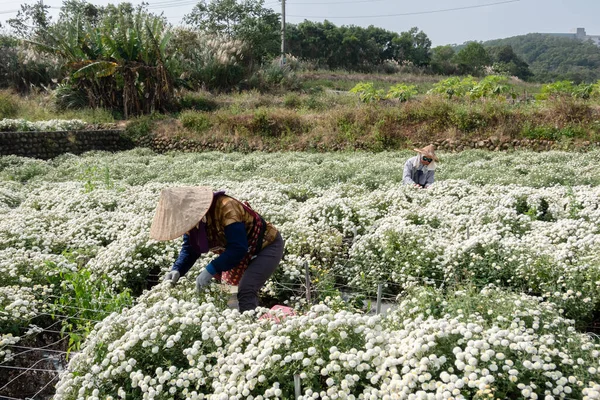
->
xmin=209 ymin=222 xmax=248 ymax=273
xmin=403 ymin=159 xmax=416 ymax=185
xmin=172 ymin=234 xmax=200 ymax=277
xmin=425 ymin=170 xmax=435 ymax=188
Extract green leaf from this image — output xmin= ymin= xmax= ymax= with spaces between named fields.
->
xmin=72 ymin=61 xmax=119 ymax=79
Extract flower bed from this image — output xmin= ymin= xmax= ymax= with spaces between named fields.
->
xmin=1 ymin=149 xmax=600 ymax=397
xmin=0 ymin=118 xmax=87 ymax=132
xmin=53 ymin=284 xmax=600 ymax=399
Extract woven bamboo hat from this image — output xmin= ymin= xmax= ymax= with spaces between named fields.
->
xmin=413 ymin=144 xmax=439 ymax=162
xmin=150 ymin=186 xmax=213 ymax=241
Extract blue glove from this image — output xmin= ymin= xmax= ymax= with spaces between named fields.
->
xmin=196 ymin=268 xmax=214 ymax=292
xmin=163 ymin=270 xmax=180 ymax=285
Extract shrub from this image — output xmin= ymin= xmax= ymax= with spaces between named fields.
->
xmin=283 ymin=93 xmax=301 ymax=109
xmin=428 ymin=76 xmax=477 ymax=99
xmin=469 ymin=75 xmax=516 ymax=99
xmin=0 ymin=92 xmax=20 ymax=119
xmin=52 ymin=83 xmax=88 ymax=111
xmin=521 ymin=123 xmax=586 ymax=140
xmin=386 ymin=83 xmax=418 ymax=102
xmin=450 ymin=106 xmax=488 ymax=132
xmin=349 ymin=82 xmax=384 ymax=103
xmin=179 ymin=110 xmax=212 ymax=133
xmin=227 ymin=108 xmax=307 ymax=138
xmin=177 ymin=92 xmax=218 ymax=112
xmin=302 ymin=95 xmax=325 ymax=111
xmin=124 ymin=114 xmax=166 ymax=142
xmin=0 ymin=36 xmax=61 ymax=93
xmin=245 ymin=64 xmax=302 ymax=92
xmin=536 ymin=80 xmax=574 ymax=100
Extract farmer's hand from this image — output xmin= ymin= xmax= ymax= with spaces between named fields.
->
xmin=163 ymin=270 xmax=180 ymax=285
xmin=196 ymin=268 xmax=214 ymax=292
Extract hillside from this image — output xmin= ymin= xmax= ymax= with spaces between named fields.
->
xmin=484 ymin=33 xmax=600 ymax=82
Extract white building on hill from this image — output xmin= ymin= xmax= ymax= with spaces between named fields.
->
xmin=546 ymin=28 xmax=600 ymax=47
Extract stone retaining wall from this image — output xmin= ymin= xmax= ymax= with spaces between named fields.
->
xmin=140 ymin=134 xmax=600 ymax=153
xmin=2 ymin=130 xmax=599 ymax=159
xmin=0 ymin=130 xmax=134 ymax=159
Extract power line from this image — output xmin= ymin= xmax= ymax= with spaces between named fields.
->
xmin=147 ymin=1 xmax=198 ymax=9
xmin=290 ymin=0 xmax=392 ymax=4
xmin=287 ymin=0 xmax=519 ymax=19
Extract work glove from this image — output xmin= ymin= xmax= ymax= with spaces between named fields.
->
xmin=163 ymin=270 xmax=180 ymax=285
xmin=196 ymin=268 xmax=214 ymax=292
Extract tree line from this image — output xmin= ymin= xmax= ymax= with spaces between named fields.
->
xmin=0 ymin=0 xmax=598 ymax=116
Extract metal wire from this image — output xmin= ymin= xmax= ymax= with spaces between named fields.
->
xmin=0 ymin=335 xmax=69 ymax=366
xmin=28 ymin=373 xmax=60 ymax=399
xmin=8 ymin=345 xmax=73 ymax=355
xmin=0 ymin=358 xmax=57 ymax=392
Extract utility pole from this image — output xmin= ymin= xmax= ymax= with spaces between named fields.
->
xmin=280 ymin=0 xmax=286 ymax=65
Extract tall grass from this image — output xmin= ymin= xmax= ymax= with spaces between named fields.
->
xmin=0 ymin=91 xmax=115 ymax=123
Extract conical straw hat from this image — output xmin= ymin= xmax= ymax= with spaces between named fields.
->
xmin=150 ymin=186 xmax=213 ymax=241
xmin=413 ymin=144 xmax=439 ymax=162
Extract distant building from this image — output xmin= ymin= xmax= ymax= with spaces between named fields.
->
xmin=546 ymin=28 xmax=600 ymax=47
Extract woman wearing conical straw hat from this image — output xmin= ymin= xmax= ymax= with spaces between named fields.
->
xmin=403 ymin=144 xmax=439 ymax=189
xmin=150 ymin=187 xmax=284 ymax=313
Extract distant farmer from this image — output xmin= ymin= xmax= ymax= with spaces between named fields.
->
xmin=403 ymin=144 xmax=439 ymax=188
xmin=149 ymin=187 xmax=284 ymax=312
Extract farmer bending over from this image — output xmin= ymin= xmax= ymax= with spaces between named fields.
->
xmin=149 ymin=186 xmax=284 ymax=312
xmin=403 ymin=144 xmax=438 ymax=189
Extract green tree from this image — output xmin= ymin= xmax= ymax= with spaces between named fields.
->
xmin=183 ymin=0 xmax=280 ymax=68
xmin=7 ymin=0 xmax=52 ymax=40
xmin=484 ymin=33 xmax=600 ymax=83
xmin=453 ymin=42 xmax=491 ymax=75
xmin=430 ymin=45 xmax=457 ymax=75
xmin=487 ymin=45 xmax=532 ymax=80
xmin=23 ymin=2 xmax=176 ymax=116
xmin=392 ymin=27 xmax=431 ymax=66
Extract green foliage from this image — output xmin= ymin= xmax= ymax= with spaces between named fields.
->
xmin=430 ymin=45 xmax=457 ymax=75
xmin=453 ymin=42 xmax=491 ymax=75
xmin=169 ymin=29 xmax=247 ymax=90
xmin=514 ymin=196 xmax=554 ymax=222
xmin=180 ymin=110 xmax=212 ymax=133
xmin=392 ymin=27 xmax=432 ymax=67
xmin=247 ymin=108 xmax=306 ymax=138
xmin=0 ymin=92 xmax=20 ymax=119
xmin=124 ymin=113 xmax=165 ymax=142
xmin=386 ymin=84 xmax=418 ymax=102
xmin=349 ymin=82 xmax=385 ymax=103
xmin=469 ymin=75 xmax=516 ymax=99
xmin=487 ymin=45 xmax=532 ymax=80
xmin=53 ymin=83 xmax=88 ymax=111
xmin=0 ymin=34 xmax=60 ymax=93
xmin=22 ymin=3 xmax=176 ymax=117
xmin=246 ymin=63 xmax=302 ymax=92
xmin=428 ymin=76 xmax=477 ymax=99
xmin=536 ymin=81 xmax=575 ymax=100
xmin=572 ymin=83 xmax=595 ymax=99
xmin=283 ymin=93 xmax=301 ymax=109
xmin=47 ymin=267 xmax=132 ymax=355
xmin=521 ymin=123 xmax=586 ymax=140
xmin=286 ymin=22 xmax=431 ymax=71
xmin=350 ymin=82 xmax=418 ymax=104
xmin=178 ymin=92 xmax=218 ymax=112
xmin=183 ymin=0 xmax=280 ymax=67
xmin=78 ymin=164 xmax=114 ymax=192
xmin=484 ymin=33 xmax=600 ymax=83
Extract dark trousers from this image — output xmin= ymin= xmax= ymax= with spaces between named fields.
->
xmin=237 ymin=232 xmax=284 ymax=312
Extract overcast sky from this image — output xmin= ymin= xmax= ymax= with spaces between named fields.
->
xmin=1 ymin=0 xmax=599 ymax=46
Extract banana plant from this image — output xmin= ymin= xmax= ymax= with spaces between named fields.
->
xmin=25 ymin=3 xmax=176 ymax=116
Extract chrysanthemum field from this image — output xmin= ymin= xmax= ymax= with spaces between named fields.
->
xmin=1 ymin=149 xmax=600 ymax=400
